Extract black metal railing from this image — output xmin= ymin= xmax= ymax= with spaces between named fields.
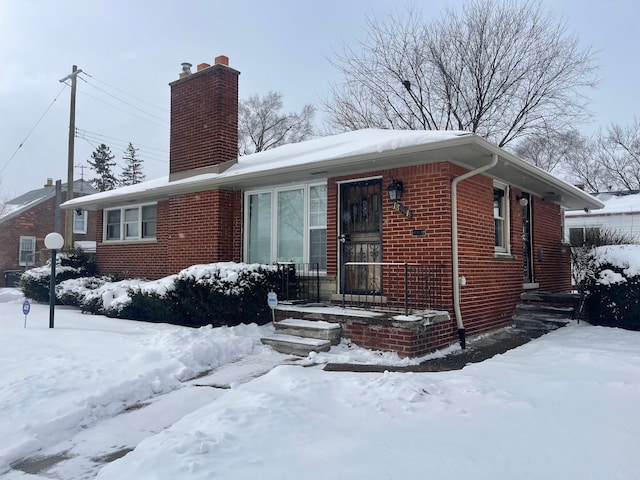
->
xmin=341 ymin=262 xmax=445 ymax=314
xmin=276 ymin=262 xmax=320 ymax=303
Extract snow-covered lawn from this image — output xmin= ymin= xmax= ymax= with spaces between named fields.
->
xmin=1 ymin=288 xmax=639 ymax=479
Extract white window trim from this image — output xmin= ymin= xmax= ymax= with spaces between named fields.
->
xmin=19 ymin=236 xmax=36 ymax=266
xmin=244 ymin=181 xmax=327 ymax=269
xmin=494 ymin=181 xmax=511 ymax=254
xmin=73 ymin=210 xmax=88 ymax=234
xmin=103 ymin=203 xmax=157 ymax=242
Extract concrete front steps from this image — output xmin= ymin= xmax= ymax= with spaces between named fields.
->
xmin=513 ymin=291 xmax=580 ymax=330
xmin=261 ymin=319 xmax=342 ymax=356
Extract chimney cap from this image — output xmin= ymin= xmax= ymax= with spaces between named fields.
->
xmin=214 ymin=55 xmax=229 ymax=66
xmin=181 ymin=62 xmax=192 ymax=74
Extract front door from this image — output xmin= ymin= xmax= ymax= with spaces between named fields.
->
xmin=521 ymin=192 xmax=534 ymax=284
xmin=339 ymin=179 xmax=383 ymax=294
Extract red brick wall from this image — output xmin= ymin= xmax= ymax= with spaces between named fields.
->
xmin=344 ymin=320 xmax=456 ymax=357
xmin=95 ymin=190 xmax=242 ymax=279
xmin=328 ymin=163 xmax=570 ymax=342
xmin=96 ymin=200 xmax=169 ymax=279
xmin=169 ymin=62 xmax=239 ymax=174
xmin=165 ymin=190 xmax=242 ymax=273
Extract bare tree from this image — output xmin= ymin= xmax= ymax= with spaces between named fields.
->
xmin=590 ymin=119 xmax=640 ymax=191
xmin=515 ymin=129 xmax=587 ymax=176
xmin=239 ymin=92 xmax=315 ymax=155
xmin=325 ymin=1 xmax=598 ymax=147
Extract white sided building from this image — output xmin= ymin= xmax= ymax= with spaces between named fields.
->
xmin=565 ymin=191 xmax=640 ymax=245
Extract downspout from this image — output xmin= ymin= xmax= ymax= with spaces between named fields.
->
xmin=451 ymin=153 xmax=499 ymax=349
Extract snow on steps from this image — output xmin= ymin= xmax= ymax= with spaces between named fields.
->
xmin=260 ymin=319 xmax=342 ymax=356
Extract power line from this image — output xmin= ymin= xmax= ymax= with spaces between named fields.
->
xmin=80 ymin=71 xmax=169 ymax=114
xmin=75 ymin=77 xmax=169 ymax=129
xmin=77 ymin=74 xmax=170 ymax=125
xmin=75 ymin=128 xmax=168 ymax=154
xmin=0 ymin=84 xmax=67 ymax=176
xmin=76 ymin=129 xmax=168 ymax=164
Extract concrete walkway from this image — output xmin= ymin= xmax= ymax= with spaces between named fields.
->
xmin=324 ymin=325 xmax=555 ymax=373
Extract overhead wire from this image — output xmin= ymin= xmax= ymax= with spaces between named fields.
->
xmin=74 ymin=78 xmax=170 ymax=130
xmin=76 ymin=129 xmax=168 ymax=164
xmin=80 ymin=71 xmax=169 ymax=114
xmin=0 ymin=84 xmax=68 ymax=176
xmin=77 ymin=73 xmax=169 ymax=126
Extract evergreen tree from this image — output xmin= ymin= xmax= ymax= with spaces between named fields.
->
xmin=120 ymin=142 xmax=145 ymax=186
xmin=87 ymin=144 xmax=117 ymax=192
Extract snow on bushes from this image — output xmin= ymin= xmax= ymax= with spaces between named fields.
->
xmin=584 ymin=245 xmax=640 ymax=330
xmin=22 ymin=261 xmax=282 ymax=327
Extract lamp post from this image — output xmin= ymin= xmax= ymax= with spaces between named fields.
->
xmin=44 ymin=232 xmax=64 ymax=329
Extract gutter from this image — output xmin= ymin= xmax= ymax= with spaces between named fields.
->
xmin=451 ymin=153 xmax=499 ymax=349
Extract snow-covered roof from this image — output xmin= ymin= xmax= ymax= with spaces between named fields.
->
xmin=1 ymin=179 xmax=96 ymax=224
xmin=61 ymin=129 xmax=603 ymax=212
xmin=565 ymin=191 xmax=640 ymax=217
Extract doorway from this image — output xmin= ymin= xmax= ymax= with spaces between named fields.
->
xmin=339 ymin=179 xmax=383 ymax=294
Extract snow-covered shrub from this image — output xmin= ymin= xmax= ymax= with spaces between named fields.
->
xmin=20 ymin=249 xmax=97 ymax=303
xmin=163 ymin=262 xmax=280 ymax=327
xmin=57 ymin=276 xmax=110 ymax=313
xmin=583 ymin=245 xmax=640 ymax=330
xmin=117 ymin=289 xmax=174 ymax=323
xmin=571 ymin=228 xmax=636 ymax=287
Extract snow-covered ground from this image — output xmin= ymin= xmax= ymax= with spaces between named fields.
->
xmin=1 ymin=288 xmax=639 ymax=479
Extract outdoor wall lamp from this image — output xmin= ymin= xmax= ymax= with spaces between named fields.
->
xmin=387 ymin=179 xmax=412 ymax=219
xmin=387 ymin=179 xmax=404 ymax=202
xmin=516 ymin=194 xmax=529 ymax=207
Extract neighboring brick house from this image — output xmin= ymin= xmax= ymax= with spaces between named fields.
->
xmin=62 ymin=55 xmax=603 ymax=355
xmin=0 ymin=179 xmax=97 ymax=287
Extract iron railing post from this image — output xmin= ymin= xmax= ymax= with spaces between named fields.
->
xmin=404 ymin=262 xmax=409 ymax=316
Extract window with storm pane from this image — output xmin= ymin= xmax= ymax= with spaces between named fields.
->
xmin=277 ymin=189 xmax=304 ymax=263
xmin=124 ymin=208 xmax=139 ymax=239
xmin=247 ymin=192 xmax=272 ymax=264
xmin=309 ymin=184 xmax=327 ymax=270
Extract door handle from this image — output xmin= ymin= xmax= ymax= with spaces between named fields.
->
xmin=339 ymin=233 xmax=350 ymax=243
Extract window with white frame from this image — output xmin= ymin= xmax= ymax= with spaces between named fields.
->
xmin=104 ymin=204 xmax=157 ymax=241
xmin=73 ymin=209 xmax=88 ymax=234
xmin=245 ymin=183 xmax=327 ymax=269
xmin=493 ymin=182 xmax=510 ymax=253
xmin=19 ymin=236 xmax=36 ymax=266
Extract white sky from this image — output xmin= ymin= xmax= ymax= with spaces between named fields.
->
xmin=1 ymin=0 xmax=639 ymax=198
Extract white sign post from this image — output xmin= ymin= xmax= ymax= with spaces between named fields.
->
xmin=267 ymin=291 xmax=278 ymax=324
xmin=22 ymin=300 xmax=30 ymax=328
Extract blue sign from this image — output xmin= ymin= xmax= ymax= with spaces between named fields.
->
xmin=22 ymin=300 xmax=31 ymax=315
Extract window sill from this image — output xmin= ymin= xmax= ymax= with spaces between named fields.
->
xmin=493 ymin=252 xmax=517 ymax=260
xmin=100 ymin=239 xmax=157 ymax=245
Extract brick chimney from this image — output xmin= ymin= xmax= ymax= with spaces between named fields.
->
xmin=169 ymin=55 xmax=239 ymax=176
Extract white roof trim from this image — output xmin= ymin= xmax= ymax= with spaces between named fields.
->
xmin=61 ymin=129 xmax=603 ymax=212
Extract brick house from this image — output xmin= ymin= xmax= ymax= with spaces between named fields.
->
xmin=62 ymin=55 xmax=603 ymax=355
xmin=0 ymin=179 xmax=97 ymax=287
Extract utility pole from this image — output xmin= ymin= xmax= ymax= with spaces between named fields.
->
xmin=59 ymin=65 xmax=82 ymax=250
